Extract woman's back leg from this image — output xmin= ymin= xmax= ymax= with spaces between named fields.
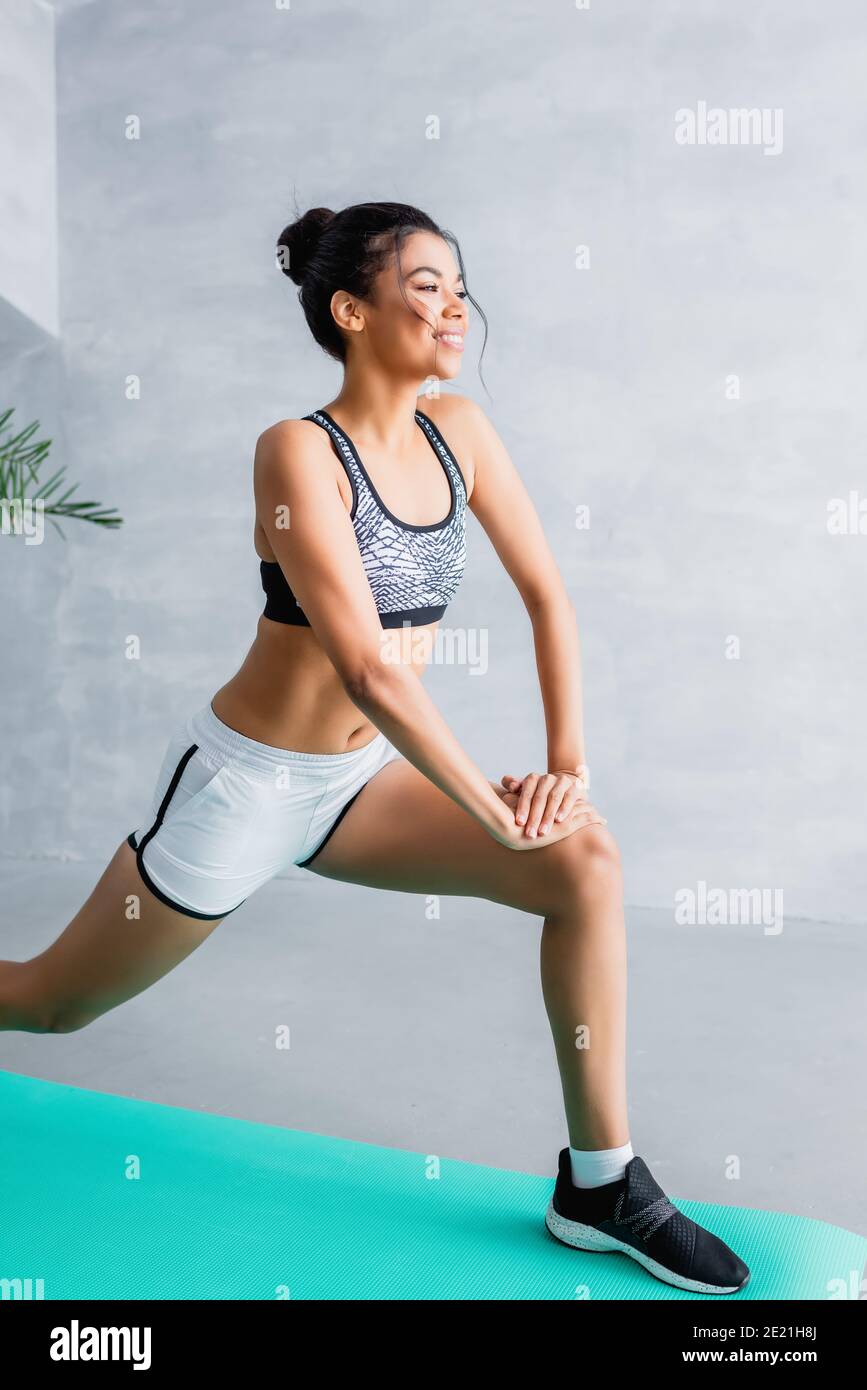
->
xmin=1 ymin=841 xmax=225 ymax=1033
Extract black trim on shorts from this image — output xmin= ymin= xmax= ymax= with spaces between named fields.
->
xmin=296 ymin=785 xmax=366 ymax=869
xmin=127 ymin=742 xmax=246 ymax=922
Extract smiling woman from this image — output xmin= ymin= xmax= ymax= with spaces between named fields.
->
xmin=401 ymin=261 xmax=468 ymax=352
xmin=0 ymin=197 xmax=750 ymax=1298
xmin=274 ymin=201 xmax=485 ymax=381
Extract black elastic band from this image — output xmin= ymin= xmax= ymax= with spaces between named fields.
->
xmin=379 ymin=602 xmax=447 ymax=628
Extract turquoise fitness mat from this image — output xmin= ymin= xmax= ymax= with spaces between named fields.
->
xmin=1 ymin=1070 xmax=864 ymax=1300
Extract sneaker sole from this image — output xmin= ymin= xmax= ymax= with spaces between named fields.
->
xmin=545 ymin=1197 xmax=750 ymax=1296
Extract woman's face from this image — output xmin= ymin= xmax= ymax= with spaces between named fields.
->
xmin=345 ymin=230 xmax=469 ymax=381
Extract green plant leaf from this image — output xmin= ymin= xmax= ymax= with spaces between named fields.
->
xmin=0 ymin=407 xmax=124 ymax=537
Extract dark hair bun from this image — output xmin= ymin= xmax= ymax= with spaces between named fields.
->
xmin=276 ymin=207 xmax=335 ymax=284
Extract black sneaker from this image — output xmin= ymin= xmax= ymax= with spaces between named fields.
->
xmin=545 ymin=1148 xmax=750 ymax=1295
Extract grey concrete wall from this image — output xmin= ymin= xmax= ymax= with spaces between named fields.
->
xmin=1 ymin=0 xmax=865 ymax=925
xmin=0 ymin=0 xmax=57 ymax=334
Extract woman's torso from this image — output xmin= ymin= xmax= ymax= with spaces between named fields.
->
xmin=211 ymin=396 xmax=474 ymax=754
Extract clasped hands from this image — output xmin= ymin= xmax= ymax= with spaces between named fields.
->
xmin=492 ymin=767 xmax=606 ymax=848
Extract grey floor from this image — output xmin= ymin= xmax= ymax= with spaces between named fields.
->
xmin=1 ymin=858 xmax=864 ymax=1238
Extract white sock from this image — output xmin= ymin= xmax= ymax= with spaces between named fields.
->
xmin=569 ymin=1140 xmax=634 ymax=1189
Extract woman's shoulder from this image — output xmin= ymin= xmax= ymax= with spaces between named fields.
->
xmin=252 ymin=417 xmax=343 ymax=512
xmin=256 ymin=414 xmax=328 ymax=449
xmin=254 ymin=415 xmax=335 ymax=470
xmin=417 ymin=391 xmax=487 ymax=428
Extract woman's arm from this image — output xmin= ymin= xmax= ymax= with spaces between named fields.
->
xmin=254 ymin=421 xmax=591 ymax=851
xmin=530 ymin=597 xmax=586 ymax=777
xmin=456 ymin=395 xmax=589 ymax=780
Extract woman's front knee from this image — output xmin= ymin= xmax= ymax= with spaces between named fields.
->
xmin=546 ymin=823 xmax=622 ymax=907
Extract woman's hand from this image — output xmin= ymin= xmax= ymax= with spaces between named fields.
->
xmin=490 ymin=770 xmax=606 ymax=851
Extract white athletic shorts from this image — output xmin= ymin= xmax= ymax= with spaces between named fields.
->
xmin=127 ymin=701 xmax=404 ymax=920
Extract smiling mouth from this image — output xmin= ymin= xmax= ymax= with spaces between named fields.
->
xmin=436 ymin=331 xmax=464 ymax=350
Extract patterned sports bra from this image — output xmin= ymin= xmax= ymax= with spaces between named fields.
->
xmin=260 ymin=406 xmax=468 ymax=629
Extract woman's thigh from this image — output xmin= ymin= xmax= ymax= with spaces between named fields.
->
xmin=303 ymin=758 xmax=615 ymax=917
xmin=26 ymin=841 xmax=225 ymax=1031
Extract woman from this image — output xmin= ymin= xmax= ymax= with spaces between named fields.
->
xmin=0 ymin=201 xmax=749 ymax=1295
